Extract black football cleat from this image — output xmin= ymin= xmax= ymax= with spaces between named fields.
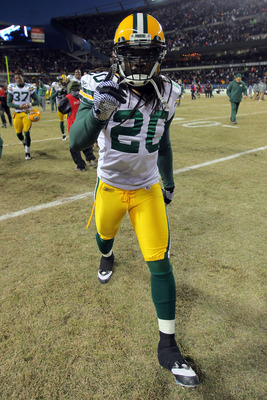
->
xmin=158 ymin=335 xmax=199 ymax=387
xmin=98 ymin=253 xmax=114 ymax=284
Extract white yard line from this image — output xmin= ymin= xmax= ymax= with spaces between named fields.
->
xmin=1 ymin=145 xmax=266 ymax=222
xmin=173 ymin=110 xmax=267 ymax=123
xmin=173 ymin=146 xmax=267 ymax=174
xmin=0 ymin=192 xmax=94 ymax=222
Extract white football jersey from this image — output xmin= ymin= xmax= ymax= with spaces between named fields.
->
xmin=7 ymin=83 xmax=35 ymax=112
xmin=67 ymin=75 xmax=81 ymax=83
xmin=52 ymin=82 xmax=66 ymax=104
xmin=80 ymin=71 xmax=180 ymax=190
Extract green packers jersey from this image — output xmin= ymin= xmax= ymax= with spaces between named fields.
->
xmin=7 ymin=83 xmax=35 ymax=112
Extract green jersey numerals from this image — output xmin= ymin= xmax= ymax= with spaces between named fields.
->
xmin=13 ymin=91 xmax=29 ymax=102
xmin=110 ymin=110 xmax=168 ymax=154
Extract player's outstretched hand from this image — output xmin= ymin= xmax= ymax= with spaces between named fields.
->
xmin=93 ymin=65 xmax=127 ymax=121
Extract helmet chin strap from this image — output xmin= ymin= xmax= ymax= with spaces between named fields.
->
xmin=150 ymin=79 xmax=168 ymax=106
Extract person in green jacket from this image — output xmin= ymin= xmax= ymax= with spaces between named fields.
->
xmin=226 ymin=73 xmax=247 ymax=124
xmin=176 ymin=79 xmax=184 ymax=107
xmin=37 ymin=80 xmax=48 ymax=112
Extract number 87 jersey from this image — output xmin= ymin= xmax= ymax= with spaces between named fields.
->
xmin=78 ymin=70 xmax=180 ymax=190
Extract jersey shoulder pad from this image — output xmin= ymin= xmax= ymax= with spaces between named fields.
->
xmin=27 ymin=83 xmax=35 ymax=93
xmin=80 ymin=73 xmax=100 ymax=105
xmin=7 ymin=83 xmax=16 ymax=93
xmin=162 ymin=75 xmax=181 ymax=99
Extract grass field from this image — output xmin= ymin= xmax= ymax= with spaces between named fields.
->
xmin=0 ymin=94 xmax=266 ymax=400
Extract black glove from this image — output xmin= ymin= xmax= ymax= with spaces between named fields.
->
xmin=162 ymin=187 xmax=175 ymax=205
xmin=93 ymin=65 xmax=127 ymax=121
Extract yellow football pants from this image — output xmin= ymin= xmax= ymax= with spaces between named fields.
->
xmin=57 ymin=109 xmax=66 ymax=122
xmin=13 ymin=112 xmax=31 ymax=133
xmin=95 ymin=180 xmax=170 ymax=262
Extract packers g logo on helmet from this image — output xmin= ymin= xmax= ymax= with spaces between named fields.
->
xmin=113 ymin=13 xmax=166 ymax=87
xmin=29 ymin=109 xmax=41 ymax=122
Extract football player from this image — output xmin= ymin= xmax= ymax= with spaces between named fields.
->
xmin=51 ymin=76 xmax=68 ymax=140
xmin=67 ymin=69 xmax=82 ymax=84
xmin=7 ymin=72 xmax=39 ymax=160
xmin=69 ymin=13 xmax=199 ymax=388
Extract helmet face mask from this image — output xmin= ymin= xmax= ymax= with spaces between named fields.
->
xmin=113 ymin=13 xmax=166 ymax=87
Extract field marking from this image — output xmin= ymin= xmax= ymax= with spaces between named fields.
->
xmin=173 ymin=146 xmax=267 ymax=174
xmin=173 ymin=110 xmax=267 ymax=124
xmin=1 ymin=145 xmax=266 ymax=222
xmin=182 ymin=121 xmax=221 ymax=128
xmin=2 ymin=110 xmax=266 ymax=147
xmin=0 ymin=192 xmax=94 ymax=222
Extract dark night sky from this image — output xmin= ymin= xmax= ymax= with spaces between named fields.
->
xmin=1 ymin=0 xmax=149 ymax=26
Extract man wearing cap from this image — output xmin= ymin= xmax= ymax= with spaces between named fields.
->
xmin=58 ymin=80 xmax=96 ymax=171
xmin=226 ymin=73 xmax=247 ymax=124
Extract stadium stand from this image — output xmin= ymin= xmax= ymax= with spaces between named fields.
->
xmin=0 ymin=0 xmax=266 ymax=88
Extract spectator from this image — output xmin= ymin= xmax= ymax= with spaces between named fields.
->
xmin=191 ymin=82 xmax=196 ymax=99
xmin=0 ymin=85 xmax=12 ymax=127
xmin=176 ymin=79 xmax=184 ymax=106
xmin=37 ymin=80 xmax=48 ymax=112
xmin=226 ymin=73 xmax=247 ymax=124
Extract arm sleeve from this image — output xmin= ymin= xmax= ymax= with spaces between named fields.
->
xmin=157 ymin=116 xmax=175 ymax=190
xmin=69 ymin=102 xmax=107 ymax=151
xmin=58 ymin=97 xmax=71 ymax=115
xmin=7 ymin=92 xmax=17 ymax=109
xmin=243 ymin=84 xmax=248 ymax=96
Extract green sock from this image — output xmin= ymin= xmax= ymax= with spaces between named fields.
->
xmin=60 ymin=121 xmax=65 ymax=135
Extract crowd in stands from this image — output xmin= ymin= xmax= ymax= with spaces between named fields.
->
xmin=167 ymin=65 xmax=266 ymax=88
xmin=0 ymin=48 xmax=89 ymax=80
xmin=151 ymin=0 xmax=267 ymax=31
xmin=166 ymin=18 xmax=267 ymax=51
xmin=0 ymin=0 xmax=266 ymax=86
xmin=56 ymin=0 xmax=267 ymax=55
